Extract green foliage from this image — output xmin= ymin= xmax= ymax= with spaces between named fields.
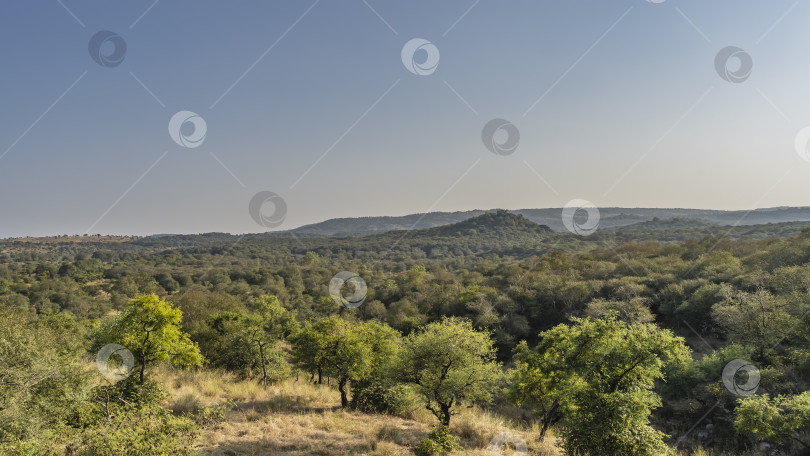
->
xmin=207 ymin=295 xmax=297 ymax=387
xmin=510 ymin=312 xmax=690 ymax=454
xmin=735 ymin=392 xmax=810 ymax=450
xmin=74 ymin=405 xmax=199 ymax=456
xmin=95 ymin=294 xmax=203 ymax=383
xmin=584 ymin=297 xmax=654 ymax=324
xmin=396 ymin=317 xmax=505 ymax=427
xmin=4 ymin=214 xmax=810 ymax=454
xmin=350 ymin=380 xmax=414 ymax=415
xmin=0 ymin=310 xmax=92 ymax=443
xmin=712 ymin=286 xmax=800 ymax=361
xmin=291 ymin=316 xmax=401 ymax=407
xmin=561 ymin=391 xmax=674 ymax=456
xmin=415 ymin=425 xmax=462 ymax=456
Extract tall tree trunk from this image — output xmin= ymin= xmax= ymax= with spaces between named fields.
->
xmin=139 ymin=357 xmax=146 ymax=384
xmin=440 ymin=403 xmax=452 ymax=427
xmin=317 ymin=368 xmax=322 ymax=384
xmin=539 ymin=400 xmax=560 ymax=439
xmin=258 ymin=343 xmax=268 ymax=390
xmin=338 ymin=376 xmax=349 ymax=408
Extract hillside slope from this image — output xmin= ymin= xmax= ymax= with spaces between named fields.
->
xmin=283 ymin=206 xmax=810 ymax=237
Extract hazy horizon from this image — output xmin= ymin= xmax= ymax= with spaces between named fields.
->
xmin=3 ymin=204 xmax=808 ymax=239
xmin=3 ymin=1 xmax=810 ymax=238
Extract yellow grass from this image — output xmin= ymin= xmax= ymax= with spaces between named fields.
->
xmin=154 ymin=366 xmax=560 ymax=455
xmin=154 ymin=367 xmax=748 ymax=456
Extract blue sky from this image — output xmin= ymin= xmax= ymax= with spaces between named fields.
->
xmin=1 ymin=0 xmax=809 ymax=237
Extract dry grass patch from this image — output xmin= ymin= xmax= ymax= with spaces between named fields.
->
xmin=155 ymin=367 xmax=563 ymax=455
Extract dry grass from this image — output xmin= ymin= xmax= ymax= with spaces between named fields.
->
xmin=155 ymin=367 xmax=734 ymax=456
xmin=154 ymin=366 xmax=559 ymax=455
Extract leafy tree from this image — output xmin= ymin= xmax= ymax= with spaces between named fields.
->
xmin=291 ymin=316 xmax=400 ymax=407
xmin=0 ymin=310 xmax=91 ymax=443
xmin=289 ymin=322 xmax=327 ymax=384
xmin=395 ymin=317 xmax=505 ymax=427
xmin=510 ymin=313 xmax=690 ymax=455
xmin=96 ymin=294 xmax=203 ymax=383
xmin=584 ymin=297 xmax=654 ymax=324
xmin=208 ymin=295 xmax=297 ymax=388
xmin=735 ymin=392 xmax=810 ymax=450
xmin=712 ymin=285 xmax=799 ymax=361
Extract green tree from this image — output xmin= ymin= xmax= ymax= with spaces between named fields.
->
xmin=0 ymin=310 xmax=91 ymax=443
xmin=712 ymin=285 xmax=799 ymax=361
xmin=208 ymin=295 xmax=297 ymax=388
xmin=289 ymin=322 xmax=326 ymax=384
xmin=510 ymin=313 xmax=690 ymax=455
xmin=395 ymin=317 xmax=504 ymax=427
xmin=97 ymin=294 xmax=203 ymax=383
xmin=735 ymin=392 xmax=810 ymax=450
xmin=584 ymin=297 xmax=654 ymax=324
xmin=291 ymin=316 xmax=399 ymax=408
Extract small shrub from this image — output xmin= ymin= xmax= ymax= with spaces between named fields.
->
xmin=191 ymin=402 xmax=231 ymax=427
xmin=351 ymin=380 xmax=416 ymax=416
xmin=415 ymin=426 xmax=462 ymax=456
xmin=74 ymin=405 xmax=199 ymax=455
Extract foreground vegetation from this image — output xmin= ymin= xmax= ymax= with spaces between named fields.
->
xmin=1 ymin=213 xmax=809 ymax=454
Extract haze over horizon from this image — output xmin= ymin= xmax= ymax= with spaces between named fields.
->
xmin=2 ymin=1 xmax=810 ymax=238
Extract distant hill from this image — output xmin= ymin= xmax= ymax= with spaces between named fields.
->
xmin=417 ymin=210 xmax=553 ymax=237
xmin=2 ymin=210 xmax=809 ymax=263
xmin=283 ymin=206 xmax=810 ymax=237
xmin=284 ymin=210 xmax=493 ymax=237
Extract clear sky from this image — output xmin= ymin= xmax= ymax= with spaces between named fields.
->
xmin=1 ymin=0 xmax=809 ymax=237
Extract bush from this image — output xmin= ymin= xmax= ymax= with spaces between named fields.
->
xmin=0 ymin=311 xmax=92 ymax=443
xmin=351 ymin=380 xmax=413 ymax=414
xmin=415 ymin=426 xmax=462 ymax=456
xmin=74 ymin=405 xmax=199 ymax=455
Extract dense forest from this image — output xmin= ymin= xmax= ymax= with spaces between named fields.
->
xmin=1 ymin=212 xmax=809 ymax=455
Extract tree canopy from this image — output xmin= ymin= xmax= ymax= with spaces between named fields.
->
xmin=395 ymin=317 xmax=505 ymax=427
